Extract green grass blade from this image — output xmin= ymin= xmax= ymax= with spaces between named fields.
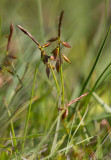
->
xmin=92 ymin=92 xmax=111 ymax=113
xmin=21 ymin=61 xmax=40 ymax=152
xmin=86 ymin=62 xmax=111 ymax=103
xmin=49 ymin=61 xmax=61 ymax=95
xmin=80 ymin=26 xmax=111 ymax=94
xmin=36 ymin=0 xmax=45 ymax=42
xmin=28 ymin=110 xmax=64 ymax=159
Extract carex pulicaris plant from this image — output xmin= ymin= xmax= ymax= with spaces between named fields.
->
xmin=47 ymin=11 xmax=71 ymax=73
xmin=16 ymin=11 xmax=89 ymax=153
xmin=17 ymin=11 xmax=89 ymax=121
xmin=17 ymin=11 xmax=71 ymax=78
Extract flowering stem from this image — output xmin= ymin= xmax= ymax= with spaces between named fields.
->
xmin=49 ymin=61 xmax=61 ymax=96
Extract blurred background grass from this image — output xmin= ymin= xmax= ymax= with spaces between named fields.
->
xmin=0 ymin=0 xmax=111 ymax=159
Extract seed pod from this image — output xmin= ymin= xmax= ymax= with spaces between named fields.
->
xmin=61 ymin=41 xmax=71 ymax=48
xmin=6 ymin=68 xmax=14 ymax=76
xmin=41 ymin=42 xmax=51 ymax=48
xmin=62 ymin=108 xmax=68 ymax=120
xmin=46 ymin=63 xmax=50 ymax=78
xmin=7 ymin=55 xmax=17 ymax=59
xmin=47 ymin=37 xmax=58 ymax=42
xmin=61 ymin=54 xmax=71 ymax=64
xmin=56 ymin=60 xmax=60 ymax=73
xmin=41 ymin=51 xmax=49 ymax=64
xmin=52 ymin=47 xmax=59 ymax=59
xmin=43 ymin=55 xmax=49 ymax=64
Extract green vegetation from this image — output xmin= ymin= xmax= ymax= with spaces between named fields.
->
xmin=0 ymin=0 xmax=111 ymax=159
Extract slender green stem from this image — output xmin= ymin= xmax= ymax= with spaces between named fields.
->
xmin=37 ymin=0 xmax=45 ymax=42
xmin=51 ymin=96 xmax=61 ymax=154
xmin=21 ymin=62 xmax=39 ymax=152
xmin=49 ymin=61 xmax=61 ymax=95
xmin=3 ymin=97 xmax=18 ymax=153
xmin=58 ymin=37 xmax=64 ymax=105
xmin=60 ymin=66 xmax=64 ymax=104
xmin=80 ymin=26 xmax=111 ymax=95
xmin=51 ymin=35 xmax=64 ymax=153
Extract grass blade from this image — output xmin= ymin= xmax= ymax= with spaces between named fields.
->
xmin=21 ymin=61 xmax=40 ymax=152
xmin=80 ymin=26 xmax=111 ymax=94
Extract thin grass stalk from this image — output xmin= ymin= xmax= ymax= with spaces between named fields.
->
xmin=83 ymin=62 xmax=111 ymax=109
xmin=60 ymin=54 xmax=64 ymax=104
xmin=51 ymin=13 xmax=65 ymax=153
xmin=80 ymin=26 xmax=111 ymax=95
xmin=92 ymin=130 xmax=111 ymax=159
xmin=51 ymin=96 xmax=61 ymax=154
xmin=37 ymin=0 xmax=61 ymax=105
xmin=66 ymin=105 xmax=89 ymax=155
xmin=49 ymin=56 xmax=61 ymax=154
xmin=21 ymin=62 xmax=39 ymax=152
xmin=0 ymin=133 xmax=44 ymax=141
xmin=49 ymin=61 xmax=60 ymax=95
xmin=3 ymin=97 xmax=18 ymax=153
xmin=105 ymin=0 xmax=109 ymax=24
xmin=37 ymin=0 xmax=45 ymax=42
xmin=92 ymin=92 xmax=111 ymax=113
xmin=28 ymin=110 xmax=64 ymax=159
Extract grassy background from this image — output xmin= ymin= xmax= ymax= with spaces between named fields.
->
xmin=0 ymin=0 xmax=111 ymax=159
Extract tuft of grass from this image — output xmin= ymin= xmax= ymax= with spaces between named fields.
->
xmin=0 ymin=1 xmax=111 ymax=159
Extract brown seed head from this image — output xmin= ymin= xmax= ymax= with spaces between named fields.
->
xmin=60 ymin=41 xmax=71 ymax=48
xmin=46 ymin=63 xmax=50 ymax=78
xmin=7 ymin=22 xmax=14 ymax=52
xmin=61 ymin=54 xmax=71 ymax=64
xmin=58 ymin=11 xmax=64 ymax=37
xmin=7 ymin=55 xmax=17 ymax=59
xmin=41 ymin=51 xmax=49 ymax=64
xmin=41 ymin=43 xmax=51 ymax=48
xmin=52 ymin=47 xmax=59 ymax=59
xmin=62 ymin=108 xmax=68 ymax=120
xmin=6 ymin=68 xmax=14 ymax=76
xmin=47 ymin=37 xmax=58 ymax=42
xmin=56 ymin=60 xmax=60 ymax=73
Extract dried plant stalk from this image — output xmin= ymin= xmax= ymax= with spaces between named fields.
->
xmin=7 ymin=22 xmax=14 ymax=52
